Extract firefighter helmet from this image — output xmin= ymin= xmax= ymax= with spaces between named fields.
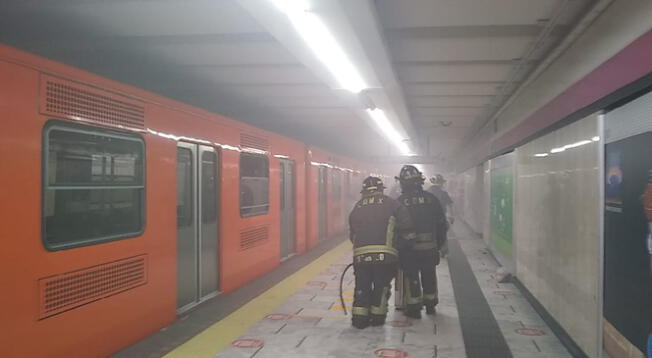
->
xmin=430 ymin=174 xmax=446 ymax=185
xmin=397 ymin=165 xmax=424 ymax=184
xmin=361 ymin=176 xmax=385 ymax=193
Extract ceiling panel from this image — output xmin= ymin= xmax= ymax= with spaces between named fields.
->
xmin=404 ymin=83 xmax=501 ymax=96
xmin=408 ymin=95 xmax=495 ymax=107
xmin=389 ymin=37 xmax=534 ymax=62
xmin=412 ymin=106 xmax=488 ymax=117
xmin=421 ymin=126 xmax=471 ymax=137
xmin=397 ymin=63 xmax=515 ymax=82
xmin=413 ymin=116 xmax=477 ymax=126
xmin=376 ymin=0 xmax=564 ymax=28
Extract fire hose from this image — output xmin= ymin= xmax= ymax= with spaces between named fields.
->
xmin=339 ymin=263 xmax=353 ymax=315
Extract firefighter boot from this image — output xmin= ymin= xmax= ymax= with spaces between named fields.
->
xmin=352 ymin=315 xmax=369 ymax=329
xmin=370 ymin=314 xmax=386 ymax=326
xmin=424 ymin=298 xmax=438 ymax=315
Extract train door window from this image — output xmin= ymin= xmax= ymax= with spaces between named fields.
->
xmin=177 ymin=148 xmax=194 ymax=227
xmin=201 ymin=151 xmax=217 ymax=223
xmin=280 ymin=159 xmax=296 ymax=260
xmin=43 ymin=122 xmax=145 ymax=250
xmin=280 ymin=161 xmax=286 ymax=211
xmin=240 ymin=153 xmax=269 ymax=217
xmin=318 ymin=167 xmax=328 ymax=241
xmin=199 ymin=147 xmax=219 ymax=299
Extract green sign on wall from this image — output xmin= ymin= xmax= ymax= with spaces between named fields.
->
xmin=491 ymin=165 xmax=513 ymax=258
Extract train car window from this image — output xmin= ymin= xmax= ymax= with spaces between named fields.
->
xmin=201 ymin=151 xmax=217 ymax=223
xmin=43 ymin=123 xmax=145 ymax=250
xmin=240 ymin=153 xmax=269 ymax=217
xmin=177 ymin=148 xmax=193 ymax=227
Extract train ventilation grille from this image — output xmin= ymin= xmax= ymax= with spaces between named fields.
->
xmin=38 ymin=255 xmax=148 ymax=319
xmin=40 ymin=74 xmax=145 ymax=130
xmin=240 ymin=133 xmax=269 ymax=152
xmin=240 ymin=226 xmax=269 ymax=250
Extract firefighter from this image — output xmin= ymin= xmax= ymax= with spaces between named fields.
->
xmin=428 ymin=174 xmax=454 ymax=257
xmin=397 ymin=165 xmax=447 ymax=318
xmin=428 ymin=174 xmax=454 ymax=220
xmin=349 ymin=176 xmax=414 ymax=329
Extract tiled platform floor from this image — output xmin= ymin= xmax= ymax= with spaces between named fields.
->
xmin=454 ymin=223 xmax=572 ymax=358
xmin=213 ymin=222 xmax=573 ymax=358
xmin=215 ymin=253 xmax=464 ymax=358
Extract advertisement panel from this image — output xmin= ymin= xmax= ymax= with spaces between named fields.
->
xmin=604 ymin=132 xmax=652 ymax=354
xmin=490 ymin=153 xmax=514 ymax=262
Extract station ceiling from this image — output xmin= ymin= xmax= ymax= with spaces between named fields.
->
xmin=0 ymin=0 xmax=596 ymax=167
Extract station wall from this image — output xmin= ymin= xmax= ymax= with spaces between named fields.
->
xmin=514 ymin=114 xmax=602 ymax=358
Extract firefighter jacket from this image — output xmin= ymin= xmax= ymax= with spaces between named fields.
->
xmin=398 ymin=189 xmax=447 ymax=251
xmin=349 ymin=193 xmax=414 ymax=264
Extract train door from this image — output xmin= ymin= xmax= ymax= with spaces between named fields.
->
xmin=176 ymin=143 xmax=219 ymax=313
xmin=280 ymin=159 xmax=295 ymax=260
xmin=318 ymin=167 xmax=328 ymax=241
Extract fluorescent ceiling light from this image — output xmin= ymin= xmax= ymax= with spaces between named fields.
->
xmin=366 ymin=108 xmax=414 ymax=155
xmin=592 ymin=136 xmax=600 ymax=142
xmin=534 ymin=153 xmax=549 ymax=157
xmin=564 ymin=140 xmax=591 ymax=149
xmin=550 ymin=147 xmax=566 ymax=153
xmin=270 ymin=0 xmax=367 ymax=93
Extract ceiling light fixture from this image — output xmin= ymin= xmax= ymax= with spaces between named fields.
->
xmin=366 ymin=108 xmax=414 ymax=155
xmin=270 ymin=0 xmax=367 ymax=93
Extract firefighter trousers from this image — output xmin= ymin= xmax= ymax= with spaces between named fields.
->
xmin=352 ymin=262 xmax=397 ymax=326
xmin=400 ymin=249 xmax=438 ymax=311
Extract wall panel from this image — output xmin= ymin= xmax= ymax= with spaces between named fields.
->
xmin=515 ymin=114 xmax=601 ymax=357
xmin=451 ymin=166 xmax=486 ymax=235
xmin=489 ymin=152 xmax=515 ymax=271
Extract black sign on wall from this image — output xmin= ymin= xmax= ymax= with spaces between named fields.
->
xmin=604 ymin=131 xmax=652 ymax=353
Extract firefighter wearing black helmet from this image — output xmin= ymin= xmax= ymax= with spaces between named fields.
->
xmin=397 ymin=165 xmax=447 ymax=318
xmin=348 ymin=176 xmax=414 ymax=329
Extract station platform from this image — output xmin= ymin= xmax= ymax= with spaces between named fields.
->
xmin=115 ymin=222 xmax=574 ymax=358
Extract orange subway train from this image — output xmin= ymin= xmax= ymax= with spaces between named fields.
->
xmin=0 ymin=45 xmax=387 ymax=357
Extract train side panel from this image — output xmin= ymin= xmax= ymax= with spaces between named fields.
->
xmin=0 ymin=57 xmax=177 ymax=358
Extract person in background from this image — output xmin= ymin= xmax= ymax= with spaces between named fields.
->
xmin=348 ymin=176 xmax=414 ymax=329
xmin=428 ymin=174 xmax=454 ymax=256
xmin=397 ymin=166 xmax=447 ymax=318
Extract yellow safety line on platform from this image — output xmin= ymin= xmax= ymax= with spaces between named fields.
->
xmin=165 ymin=240 xmax=352 ymax=358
